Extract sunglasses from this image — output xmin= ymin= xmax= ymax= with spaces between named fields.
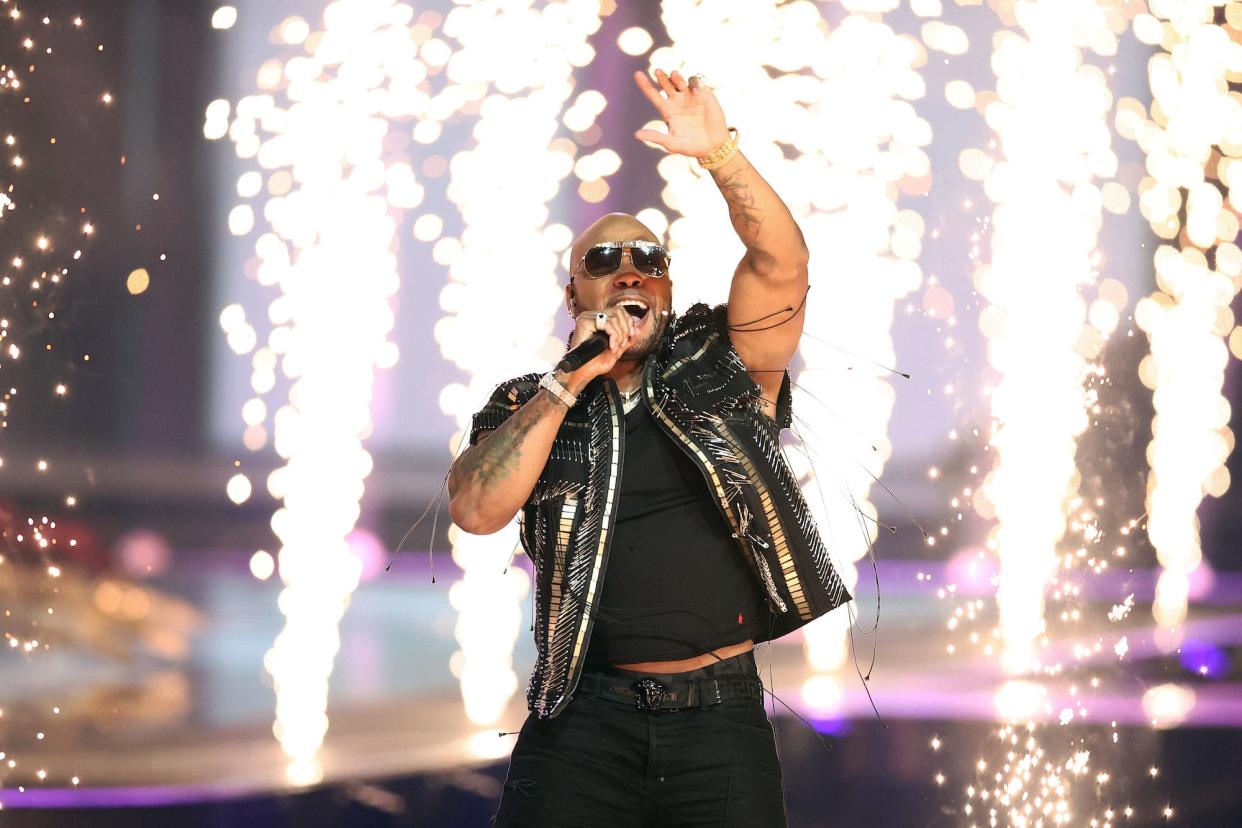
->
xmin=571 ymin=241 xmax=671 ymax=280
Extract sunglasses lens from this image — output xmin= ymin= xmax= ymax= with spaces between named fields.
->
xmin=583 ymin=246 xmax=622 ymax=278
xmin=632 ymin=246 xmax=668 ymax=277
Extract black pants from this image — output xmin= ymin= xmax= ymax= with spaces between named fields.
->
xmin=493 ymin=651 xmax=786 ymax=827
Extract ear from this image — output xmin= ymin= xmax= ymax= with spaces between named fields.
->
xmin=564 ymin=280 xmax=576 ymax=314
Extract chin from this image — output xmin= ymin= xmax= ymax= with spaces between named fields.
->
xmin=625 ymin=331 xmax=660 ymax=361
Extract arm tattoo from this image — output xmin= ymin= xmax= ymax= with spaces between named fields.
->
xmin=718 ymin=167 xmax=765 ymax=247
xmin=450 ymin=391 xmax=561 ymax=494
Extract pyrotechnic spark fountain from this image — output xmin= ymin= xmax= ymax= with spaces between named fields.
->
xmin=210 ymin=0 xmax=428 ymax=784
xmin=975 ymin=0 xmax=1118 ymax=678
xmin=1124 ymin=1 xmax=1241 ymax=649
xmin=433 ymin=0 xmax=602 ymax=731
xmin=961 ymin=2 xmax=1154 ymax=824
xmin=649 ymin=1 xmax=928 ymax=688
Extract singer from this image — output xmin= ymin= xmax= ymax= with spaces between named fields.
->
xmin=448 ymin=69 xmax=851 ymax=827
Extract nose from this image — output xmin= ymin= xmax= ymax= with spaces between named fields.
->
xmin=612 ymin=250 xmax=645 ymax=287
xmin=613 ymin=269 xmax=644 ymax=288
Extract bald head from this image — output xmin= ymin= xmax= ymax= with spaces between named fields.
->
xmin=569 ymin=212 xmax=660 ymax=273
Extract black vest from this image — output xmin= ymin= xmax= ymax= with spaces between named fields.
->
xmin=468 ymin=302 xmax=851 ymax=718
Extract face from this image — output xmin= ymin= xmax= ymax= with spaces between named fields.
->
xmin=565 ymin=214 xmax=674 ymax=362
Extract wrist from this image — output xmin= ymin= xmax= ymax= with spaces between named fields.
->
xmin=540 ymin=371 xmax=580 ymax=408
xmin=554 ymin=368 xmax=591 ymax=397
xmin=697 ymin=127 xmax=739 ymax=171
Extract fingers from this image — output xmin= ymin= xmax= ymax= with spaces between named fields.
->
xmin=633 ymin=70 xmax=668 ymax=114
xmin=570 ymin=311 xmax=603 ymax=350
xmin=570 ymin=309 xmax=635 ymax=356
xmin=669 ymin=70 xmax=688 ymax=92
xmin=654 ymin=68 xmax=678 ymax=97
xmin=606 ymin=308 xmax=635 ymax=354
xmin=634 ymin=128 xmax=671 ymax=150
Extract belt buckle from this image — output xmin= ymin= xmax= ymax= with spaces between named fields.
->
xmin=631 ymin=678 xmax=670 ymax=712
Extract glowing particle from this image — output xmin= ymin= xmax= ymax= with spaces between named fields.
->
xmin=249 ymin=549 xmax=275 ymax=580
xmin=126 ymin=268 xmax=151 ymax=295
xmin=413 ymin=214 xmax=444 ymax=242
xmin=226 ymin=473 xmax=252 ymax=504
xmin=228 ymin=205 xmax=255 ymax=236
xmin=278 ymin=16 xmax=309 ymax=45
xmin=211 ymin=6 xmax=237 ymax=30
xmin=617 ymin=27 xmax=654 ymax=56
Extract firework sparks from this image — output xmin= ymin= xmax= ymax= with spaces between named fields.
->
xmin=210 ymin=0 xmax=429 ymax=784
xmin=1125 ymin=1 xmax=1242 ymax=650
xmin=434 ymin=0 xmax=602 ymax=730
xmin=0 ymin=8 xmax=115 ymax=800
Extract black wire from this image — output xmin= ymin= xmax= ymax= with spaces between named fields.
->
xmin=727 ymin=284 xmax=811 ymax=332
xmin=798 ymin=327 xmax=911 ymax=379
xmin=787 ymin=417 xmax=884 ymax=724
xmin=385 ymin=467 xmax=451 ymax=581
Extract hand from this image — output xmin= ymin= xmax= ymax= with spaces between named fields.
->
xmin=561 ymin=308 xmax=637 ymax=390
xmin=633 ymin=69 xmax=730 ymax=158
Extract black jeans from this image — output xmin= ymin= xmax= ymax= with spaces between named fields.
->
xmin=493 ymin=651 xmax=786 ymax=827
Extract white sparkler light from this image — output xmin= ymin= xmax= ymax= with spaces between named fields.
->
xmin=976 ymin=0 xmax=1118 ymax=675
xmin=650 ymin=0 xmax=928 ymax=674
xmin=1141 ymin=683 xmax=1196 ymax=729
xmin=1125 ymin=2 xmax=1242 ymax=647
xmin=211 ymin=0 xmax=427 ymax=783
xmin=434 ymin=0 xmax=601 ymax=726
xmin=211 ymin=6 xmax=238 ymax=31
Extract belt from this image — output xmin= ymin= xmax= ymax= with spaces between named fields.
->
xmin=576 ymin=671 xmax=764 ymax=713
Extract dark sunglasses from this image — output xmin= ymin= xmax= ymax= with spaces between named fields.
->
xmin=571 ymin=241 xmax=671 ymax=280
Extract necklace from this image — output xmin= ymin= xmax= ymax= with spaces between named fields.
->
xmin=619 ymin=384 xmax=641 ymax=412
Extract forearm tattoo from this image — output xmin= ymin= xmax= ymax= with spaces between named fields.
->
xmin=716 ymin=164 xmax=765 ymax=247
xmin=450 ymin=391 xmax=562 ymax=495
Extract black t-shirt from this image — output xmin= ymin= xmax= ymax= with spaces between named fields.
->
xmin=585 ymin=401 xmax=767 ymax=666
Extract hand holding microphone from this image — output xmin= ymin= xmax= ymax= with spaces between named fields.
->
xmin=555 ymin=307 xmax=637 ymax=381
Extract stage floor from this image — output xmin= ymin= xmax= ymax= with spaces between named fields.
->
xmin=2 ymin=551 xmax=1240 ymax=823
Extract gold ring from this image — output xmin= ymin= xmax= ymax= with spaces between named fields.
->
xmin=688 ymin=74 xmax=706 ymax=88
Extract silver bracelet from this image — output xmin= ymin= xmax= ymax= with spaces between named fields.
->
xmin=539 ymin=371 xmax=578 ymax=408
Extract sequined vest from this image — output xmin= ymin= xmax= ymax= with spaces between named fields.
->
xmin=468 ymin=303 xmax=851 ymax=718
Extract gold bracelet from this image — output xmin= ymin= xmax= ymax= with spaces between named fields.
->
xmin=697 ymin=127 xmax=739 ymax=171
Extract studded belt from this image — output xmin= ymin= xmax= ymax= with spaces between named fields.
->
xmin=576 ymin=671 xmax=764 ymax=713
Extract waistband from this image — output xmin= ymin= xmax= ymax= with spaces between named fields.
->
xmin=577 ymin=650 xmax=762 ymax=712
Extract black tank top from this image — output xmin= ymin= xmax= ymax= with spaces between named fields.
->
xmin=585 ymin=401 xmax=767 ymax=666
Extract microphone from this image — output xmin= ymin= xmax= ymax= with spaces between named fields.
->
xmin=555 ymin=331 xmax=610 ymax=373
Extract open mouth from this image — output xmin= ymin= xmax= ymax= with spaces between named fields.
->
xmin=617 ymin=300 xmax=650 ymax=322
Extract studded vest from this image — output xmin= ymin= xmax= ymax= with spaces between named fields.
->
xmin=468 ymin=302 xmax=851 ymax=719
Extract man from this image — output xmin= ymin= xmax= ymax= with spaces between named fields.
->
xmin=448 ymin=69 xmax=850 ymax=826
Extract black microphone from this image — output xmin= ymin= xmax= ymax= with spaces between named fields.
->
xmin=555 ymin=330 xmax=610 ymax=373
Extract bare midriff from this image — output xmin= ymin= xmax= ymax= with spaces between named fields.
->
xmin=613 ymin=638 xmax=754 ymax=674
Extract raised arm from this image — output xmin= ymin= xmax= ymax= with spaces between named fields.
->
xmin=634 ymin=69 xmax=808 ymax=412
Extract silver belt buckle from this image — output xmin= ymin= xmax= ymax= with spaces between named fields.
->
xmin=632 ymin=678 xmax=670 ymax=712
